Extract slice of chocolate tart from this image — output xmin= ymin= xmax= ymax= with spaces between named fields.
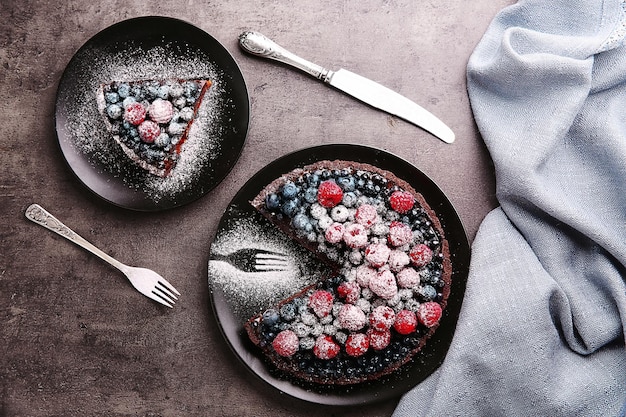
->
xmin=96 ymin=79 xmax=211 ymax=177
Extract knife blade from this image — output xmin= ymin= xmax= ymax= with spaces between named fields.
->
xmin=238 ymin=31 xmax=455 ymax=144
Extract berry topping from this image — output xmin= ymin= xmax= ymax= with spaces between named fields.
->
xmin=409 ymin=244 xmax=434 ymax=267
xmin=308 ymin=290 xmax=334 ymax=318
xmin=345 ymin=333 xmax=369 ymax=357
xmin=388 ymin=250 xmax=411 ymax=272
xmin=355 ymin=204 xmax=379 ymax=227
xmin=317 ymin=180 xmax=343 ymax=208
xmin=356 ymin=264 xmax=378 ymax=288
xmin=364 ymin=243 xmax=391 ymax=268
xmin=281 ymin=182 xmax=298 ymax=199
xmin=367 ymin=328 xmax=391 ymax=351
xmin=338 ymin=304 xmax=367 ymax=331
xmin=272 ymin=330 xmax=299 ymax=357
xmin=337 ymin=281 xmax=361 ymax=304
xmin=396 ymin=267 xmax=421 ymax=288
xmin=369 ymin=270 xmax=398 ymax=300
xmin=313 ymin=335 xmax=340 ymax=360
xmin=393 ymin=309 xmax=418 ymax=335
xmin=148 ymin=98 xmax=174 ymax=124
xmin=324 ymin=222 xmax=345 ymax=244
xmin=389 ymin=190 xmax=415 ymax=213
xmin=417 ymin=301 xmax=443 ymax=328
xmin=123 ymin=102 xmax=146 ymax=125
xmin=369 ymin=305 xmax=396 ymax=331
xmin=343 ymin=223 xmax=368 ymax=248
xmin=138 ymin=120 xmax=160 ymax=143
xmin=388 ymin=221 xmax=414 ymax=247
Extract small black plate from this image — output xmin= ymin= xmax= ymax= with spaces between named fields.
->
xmin=55 ymin=17 xmax=249 ymax=211
xmin=207 ymin=144 xmax=469 ymax=406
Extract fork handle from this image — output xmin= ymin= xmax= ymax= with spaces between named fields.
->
xmin=25 ymin=204 xmax=127 ymax=272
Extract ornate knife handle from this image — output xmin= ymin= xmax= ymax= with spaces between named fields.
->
xmin=238 ymin=31 xmax=333 ymax=82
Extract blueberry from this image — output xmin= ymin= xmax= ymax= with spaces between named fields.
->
xmin=169 ymin=82 xmax=184 ymax=98
xmin=342 ymin=192 xmax=357 ymax=207
xmin=418 ymin=284 xmax=437 ymax=301
xmin=279 ymin=303 xmax=296 ymax=321
xmin=154 ymin=133 xmax=171 ymax=148
xmin=303 ymin=187 xmax=318 ymax=203
xmin=305 ymin=173 xmax=320 ymax=187
xmin=262 ymin=309 xmax=280 ymax=327
xmin=106 ymin=104 xmax=122 ymax=119
xmin=146 ymin=86 xmax=159 ymax=98
xmin=281 ymin=199 xmax=299 ymax=217
xmin=105 ymin=92 xmax=119 ymax=104
xmin=183 ymin=81 xmax=198 ymax=97
xmin=131 ymin=85 xmax=145 ymax=100
xmin=157 ymin=85 xmax=169 ymax=99
xmin=117 ymin=83 xmax=131 ymax=98
xmin=265 ymin=193 xmax=281 ymax=210
xmin=337 ymin=176 xmax=356 ymax=191
xmin=292 ymin=213 xmax=310 ymax=230
xmin=281 ymin=182 xmax=298 ymax=199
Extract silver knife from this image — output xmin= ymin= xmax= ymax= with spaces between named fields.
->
xmin=238 ymin=31 xmax=455 ymax=144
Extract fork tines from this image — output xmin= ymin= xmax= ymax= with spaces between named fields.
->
xmin=151 ymin=280 xmax=181 ymax=308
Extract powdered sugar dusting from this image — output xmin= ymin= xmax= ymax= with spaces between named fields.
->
xmin=208 ymin=214 xmax=323 ymax=323
xmin=59 ymin=39 xmax=229 ymax=203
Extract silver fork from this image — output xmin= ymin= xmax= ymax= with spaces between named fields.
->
xmin=212 ymin=248 xmax=292 ymax=273
xmin=25 ymin=204 xmax=180 ymax=308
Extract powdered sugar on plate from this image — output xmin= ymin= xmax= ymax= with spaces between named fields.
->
xmin=57 ymin=22 xmax=248 ymax=209
xmin=208 ymin=210 xmax=327 ymax=323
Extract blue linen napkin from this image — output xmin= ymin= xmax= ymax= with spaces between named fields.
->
xmin=393 ymin=0 xmax=626 ymax=415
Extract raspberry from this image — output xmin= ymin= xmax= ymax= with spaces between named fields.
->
xmin=313 ymin=335 xmax=340 ymax=360
xmin=355 ymin=264 xmax=377 ymax=287
xmin=148 ymin=98 xmax=174 ymax=124
xmin=409 ymin=244 xmax=433 ymax=267
xmin=367 ymin=328 xmax=391 ymax=350
xmin=389 ymin=190 xmax=415 ymax=213
xmin=343 ymin=223 xmax=368 ymax=248
xmin=388 ymin=221 xmax=414 ymax=247
xmin=393 ymin=309 xmax=418 ymax=335
xmin=138 ymin=120 xmax=160 ymax=143
xmin=272 ymin=330 xmax=299 ymax=357
xmin=365 ymin=243 xmax=391 ymax=268
xmin=417 ymin=301 xmax=442 ymax=328
xmin=396 ymin=267 xmax=421 ymax=288
xmin=317 ymin=180 xmax=343 ymax=208
xmin=345 ymin=333 xmax=369 ymax=357
xmin=123 ymin=102 xmax=146 ymax=125
xmin=324 ymin=222 xmax=345 ymax=244
xmin=337 ymin=281 xmax=360 ymax=304
xmin=338 ymin=304 xmax=367 ymax=331
xmin=369 ymin=305 xmax=395 ymax=331
xmin=368 ymin=270 xmax=398 ymax=300
xmin=308 ymin=290 xmax=334 ymax=318
xmin=355 ymin=204 xmax=378 ymax=227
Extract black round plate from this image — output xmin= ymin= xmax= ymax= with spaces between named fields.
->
xmin=207 ymin=144 xmax=469 ymax=406
xmin=55 ymin=17 xmax=249 ymax=211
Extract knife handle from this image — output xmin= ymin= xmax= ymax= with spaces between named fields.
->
xmin=239 ymin=31 xmax=333 ymax=82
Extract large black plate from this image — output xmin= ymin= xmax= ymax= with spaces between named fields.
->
xmin=55 ymin=17 xmax=249 ymax=211
xmin=207 ymin=144 xmax=469 ymax=405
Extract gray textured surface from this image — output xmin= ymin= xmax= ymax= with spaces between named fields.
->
xmin=1 ymin=1 xmax=510 ymax=415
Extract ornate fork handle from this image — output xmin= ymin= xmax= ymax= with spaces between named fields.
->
xmin=25 ymin=204 xmax=126 ymax=272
